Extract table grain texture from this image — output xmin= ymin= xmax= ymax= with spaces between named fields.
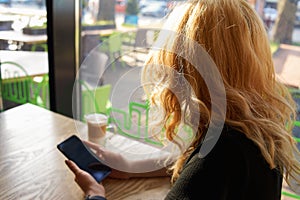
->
xmin=0 ymin=104 xmax=170 ymax=200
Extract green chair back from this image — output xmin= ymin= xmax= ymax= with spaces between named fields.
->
xmin=30 ymin=74 xmax=49 ymax=109
xmin=99 ymin=31 xmax=125 ymax=70
xmin=0 ymin=61 xmax=49 ymax=108
xmin=290 ymin=88 xmax=300 ymax=145
xmin=282 ymin=191 xmax=300 ymax=199
xmin=109 ymin=32 xmax=123 ymax=53
xmin=108 ymin=101 xmax=157 ymax=144
xmin=80 ymin=80 xmax=112 ymax=121
xmin=121 ymin=31 xmax=136 ymax=47
xmin=108 ymin=100 xmax=194 ymax=147
xmin=1 ymin=61 xmax=31 ymax=104
xmin=31 ymin=43 xmax=48 ymax=52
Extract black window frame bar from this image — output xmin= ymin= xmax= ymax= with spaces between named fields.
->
xmin=47 ymin=0 xmax=82 ymax=118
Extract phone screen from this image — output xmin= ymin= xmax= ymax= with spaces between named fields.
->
xmin=57 ymin=135 xmax=111 ymax=182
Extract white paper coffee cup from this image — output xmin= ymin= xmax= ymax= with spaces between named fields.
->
xmin=85 ymin=113 xmax=108 ymax=145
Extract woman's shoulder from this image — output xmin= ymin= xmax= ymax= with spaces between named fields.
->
xmin=168 ymin=127 xmax=282 ymax=200
xmin=214 ymin=125 xmax=260 ymax=155
xmin=187 ymin=125 xmax=261 ymax=167
xmin=220 ymin=125 xmax=256 ymax=149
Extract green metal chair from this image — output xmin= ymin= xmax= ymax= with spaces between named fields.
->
xmin=31 ymin=43 xmax=48 ymax=52
xmin=107 ymin=101 xmax=162 ymax=145
xmin=290 ymin=88 xmax=300 ymax=143
xmin=30 ymin=74 xmax=49 ymax=109
xmin=99 ymin=31 xmax=125 ymax=71
xmin=0 ymin=61 xmax=31 ymax=104
xmin=80 ymin=80 xmax=112 ymax=121
xmin=108 ymin=101 xmax=194 ymax=147
xmin=0 ymin=61 xmax=49 ymax=108
xmin=282 ymin=191 xmax=300 ymax=199
xmin=121 ymin=31 xmax=136 ymax=51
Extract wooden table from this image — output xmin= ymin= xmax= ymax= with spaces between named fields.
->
xmin=0 ymin=104 xmax=171 ymax=200
xmin=0 ymin=31 xmax=47 ymax=50
xmin=0 ymin=31 xmax=47 ymax=44
xmin=0 ymin=50 xmax=48 ymax=76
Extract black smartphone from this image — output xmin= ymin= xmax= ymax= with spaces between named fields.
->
xmin=57 ymin=135 xmax=111 ymax=182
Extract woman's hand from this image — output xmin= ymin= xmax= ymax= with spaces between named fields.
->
xmin=83 ymin=140 xmax=132 ymax=179
xmin=82 ymin=140 xmax=171 ymax=179
xmin=83 ymin=140 xmax=127 ymax=164
xmin=65 ymin=160 xmax=106 ymax=197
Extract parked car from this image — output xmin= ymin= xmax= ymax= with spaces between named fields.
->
xmin=0 ymin=0 xmax=11 ymax=6
xmin=140 ymin=2 xmax=168 ymax=18
xmin=139 ymin=0 xmax=168 ymax=9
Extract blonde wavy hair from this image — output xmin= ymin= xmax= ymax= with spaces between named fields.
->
xmin=141 ymin=0 xmax=300 ymax=186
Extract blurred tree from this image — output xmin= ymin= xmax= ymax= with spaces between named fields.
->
xmin=126 ymin=0 xmax=139 ymax=15
xmin=272 ymin=0 xmax=298 ymax=44
xmin=124 ymin=0 xmax=139 ymax=25
xmin=97 ymin=0 xmax=115 ymax=22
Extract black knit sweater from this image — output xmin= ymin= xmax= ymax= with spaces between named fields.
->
xmin=165 ymin=126 xmax=283 ymax=200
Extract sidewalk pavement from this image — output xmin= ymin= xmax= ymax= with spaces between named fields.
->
xmin=273 ymin=44 xmax=300 ymax=88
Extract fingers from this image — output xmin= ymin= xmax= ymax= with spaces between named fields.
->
xmin=88 ymin=162 xmax=110 ymax=171
xmin=83 ymin=140 xmax=104 ymax=152
xmin=65 ymin=160 xmax=81 ymax=175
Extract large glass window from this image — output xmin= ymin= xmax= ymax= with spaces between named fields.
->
xmin=77 ymin=0 xmax=300 ymax=148
xmin=0 ymin=0 xmax=48 ymax=111
xmin=75 ymin=0 xmax=173 ymax=151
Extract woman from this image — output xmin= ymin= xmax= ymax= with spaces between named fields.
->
xmin=66 ymin=0 xmax=300 ymax=199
